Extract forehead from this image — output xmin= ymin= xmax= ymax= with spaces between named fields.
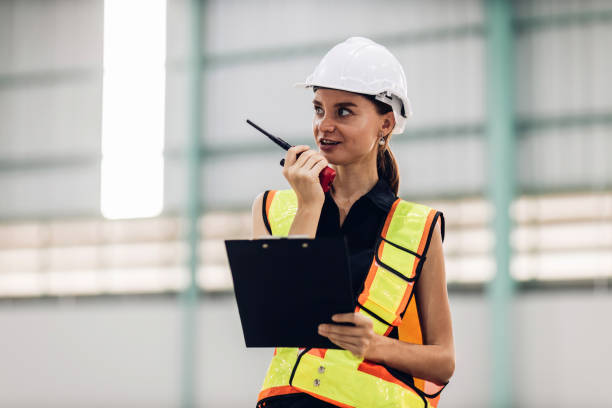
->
xmin=313 ymin=88 xmax=365 ymax=104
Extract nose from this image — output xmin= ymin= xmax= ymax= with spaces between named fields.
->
xmin=316 ymin=113 xmax=336 ymax=134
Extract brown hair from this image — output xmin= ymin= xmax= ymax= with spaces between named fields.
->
xmin=363 ymin=95 xmax=400 ymax=196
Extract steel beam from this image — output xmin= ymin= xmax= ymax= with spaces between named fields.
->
xmin=484 ymin=0 xmax=517 ymax=406
xmin=181 ymin=0 xmax=204 ymax=407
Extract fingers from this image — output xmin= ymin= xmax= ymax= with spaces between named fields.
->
xmin=318 ymin=323 xmax=364 ymax=338
xmin=281 ymin=145 xmax=327 ymax=205
xmin=310 ymin=160 xmax=329 ymax=175
xmin=306 ymin=155 xmax=328 ymax=171
xmin=294 ymin=149 xmax=317 ymax=168
xmin=321 ymin=331 xmax=366 ymax=359
xmin=318 ymin=314 xmax=376 ymax=359
xmin=327 ymin=338 xmax=363 ymax=357
xmin=284 ymin=145 xmax=310 ymax=168
xmin=332 ymin=313 xmax=373 ymax=328
xmin=284 ymin=146 xmax=328 ymax=183
xmin=285 ymin=146 xmax=327 ymax=170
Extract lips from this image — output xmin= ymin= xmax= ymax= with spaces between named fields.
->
xmin=319 ymin=138 xmax=341 ymax=145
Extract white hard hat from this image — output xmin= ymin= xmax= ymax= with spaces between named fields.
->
xmin=295 ymin=36 xmax=412 ymax=134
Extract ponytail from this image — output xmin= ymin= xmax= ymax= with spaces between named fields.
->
xmin=366 ymin=95 xmax=400 ymax=196
xmin=377 ymin=145 xmax=400 ymax=196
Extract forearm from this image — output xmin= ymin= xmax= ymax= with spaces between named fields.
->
xmin=368 ymin=335 xmax=454 ymax=385
xmin=288 ymin=202 xmax=323 ymax=238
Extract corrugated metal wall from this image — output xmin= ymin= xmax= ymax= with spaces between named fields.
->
xmin=0 ymin=0 xmax=103 ymax=218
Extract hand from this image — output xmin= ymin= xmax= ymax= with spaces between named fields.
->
xmin=282 ymin=145 xmax=329 ymax=207
xmin=318 ymin=313 xmax=381 ymax=360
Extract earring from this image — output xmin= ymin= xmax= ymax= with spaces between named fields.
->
xmin=378 ymin=138 xmax=385 ymax=146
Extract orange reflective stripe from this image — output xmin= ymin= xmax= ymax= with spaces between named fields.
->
xmin=307 ymin=348 xmax=327 ymax=359
xmin=258 ymin=385 xmax=301 ymax=400
xmin=414 ymin=377 xmax=425 ymax=393
xmin=398 ymin=297 xmax=423 ymax=344
xmin=356 ymin=261 xmax=379 ymax=306
xmin=381 ymin=198 xmax=401 ymax=237
xmin=295 ymin=389 xmax=354 ymax=408
xmin=429 ymin=394 xmax=441 ymax=407
xmin=417 ymin=209 xmax=437 ymax=256
xmin=264 ymin=190 xmax=277 ymax=221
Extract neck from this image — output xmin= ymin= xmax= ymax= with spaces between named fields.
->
xmin=330 ymin=156 xmax=379 ymax=204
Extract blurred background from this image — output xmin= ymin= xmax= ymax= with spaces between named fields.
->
xmin=1 ymin=0 xmax=611 ymax=406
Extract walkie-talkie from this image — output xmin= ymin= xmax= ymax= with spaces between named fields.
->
xmin=246 ymin=119 xmax=336 ymax=192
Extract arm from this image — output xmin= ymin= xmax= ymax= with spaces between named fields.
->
xmin=251 ymin=190 xmax=322 ymax=239
xmin=251 ymin=145 xmax=327 ymax=239
xmin=283 ymin=145 xmax=327 ymax=238
xmin=318 ymin=219 xmax=455 ymax=384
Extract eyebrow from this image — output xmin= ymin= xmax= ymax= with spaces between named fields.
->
xmin=312 ymin=100 xmax=358 ymax=108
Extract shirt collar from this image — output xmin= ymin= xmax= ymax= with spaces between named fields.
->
xmin=326 ymin=178 xmax=398 ymax=213
xmin=365 ymin=178 xmax=397 ymax=212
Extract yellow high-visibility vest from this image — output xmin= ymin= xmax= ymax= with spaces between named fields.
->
xmin=258 ymin=189 xmax=446 ymax=408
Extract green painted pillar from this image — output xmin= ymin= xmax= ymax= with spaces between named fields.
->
xmin=484 ymin=0 xmax=517 ymax=407
xmin=182 ymin=0 xmax=204 ymax=407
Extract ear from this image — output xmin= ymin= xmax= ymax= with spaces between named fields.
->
xmin=380 ymin=112 xmax=395 ymax=137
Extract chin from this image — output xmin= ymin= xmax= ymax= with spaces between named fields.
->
xmin=324 ymin=156 xmax=348 ymax=166
xmin=319 ymin=149 xmax=340 ymax=164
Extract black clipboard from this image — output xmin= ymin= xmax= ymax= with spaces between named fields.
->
xmin=224 ymin=236 xmax=355 ymax=349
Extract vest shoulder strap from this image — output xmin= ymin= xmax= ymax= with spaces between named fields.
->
xmin=356 ymin=198 xmax=443 ymax=333
xmin=383 ymin=198 xmax=441 ymax=260
xmin=263 ymin=189 xmax=297 ymax=236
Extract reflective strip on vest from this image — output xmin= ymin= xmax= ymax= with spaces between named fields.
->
xmin=266 ymin=189 xmax=298 ymax=237
xmin=258 ymin=189 xmax=444 ymax=407
xmin=356 ymin=198 xmax=438 ymax=336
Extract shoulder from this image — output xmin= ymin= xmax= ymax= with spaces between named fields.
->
xmin=252 ymin=189 xmax=292 ymax=207
xmin=252 ymin=191 xmax=265 ymax=208
xmin=262 ymin=189 xmax=297 ymax=208
xmin=253 ymin=188 xmax=297 ymax=220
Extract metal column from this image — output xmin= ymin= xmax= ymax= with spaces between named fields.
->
xmin=181 ymin=0 xmax=204 ymax=407
xmin=484 ymin=0 xmax=516 ymax=406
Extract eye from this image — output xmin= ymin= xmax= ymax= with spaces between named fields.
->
xmin=314 ymin=106 xmax=323 ymax=115
xmin=338 ymin=107 xmax=352 ymax=117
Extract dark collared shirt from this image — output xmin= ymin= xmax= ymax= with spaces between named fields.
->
xmin=316 ymin=178 xmax=398 ymax=300
xmin=259 ymin=178 xmax=397 ymax=408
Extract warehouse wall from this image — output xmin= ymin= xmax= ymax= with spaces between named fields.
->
xmin=2 ymin=0 xmax=611 ymax=218
xmin=165 ymin=0 xmax=488 ymax=210
xmin=0 ymin=0 xmax=103 ymax=219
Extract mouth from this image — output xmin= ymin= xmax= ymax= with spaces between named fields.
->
xmin=319 ymin=138 xmax=341 ymax=146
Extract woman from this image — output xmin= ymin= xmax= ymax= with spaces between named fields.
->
xmin=251 ymin=37 xmax=454 ymax=408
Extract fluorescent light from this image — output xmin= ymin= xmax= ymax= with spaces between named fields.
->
xmin=101 ymin=0 xmax=167 ymax=219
